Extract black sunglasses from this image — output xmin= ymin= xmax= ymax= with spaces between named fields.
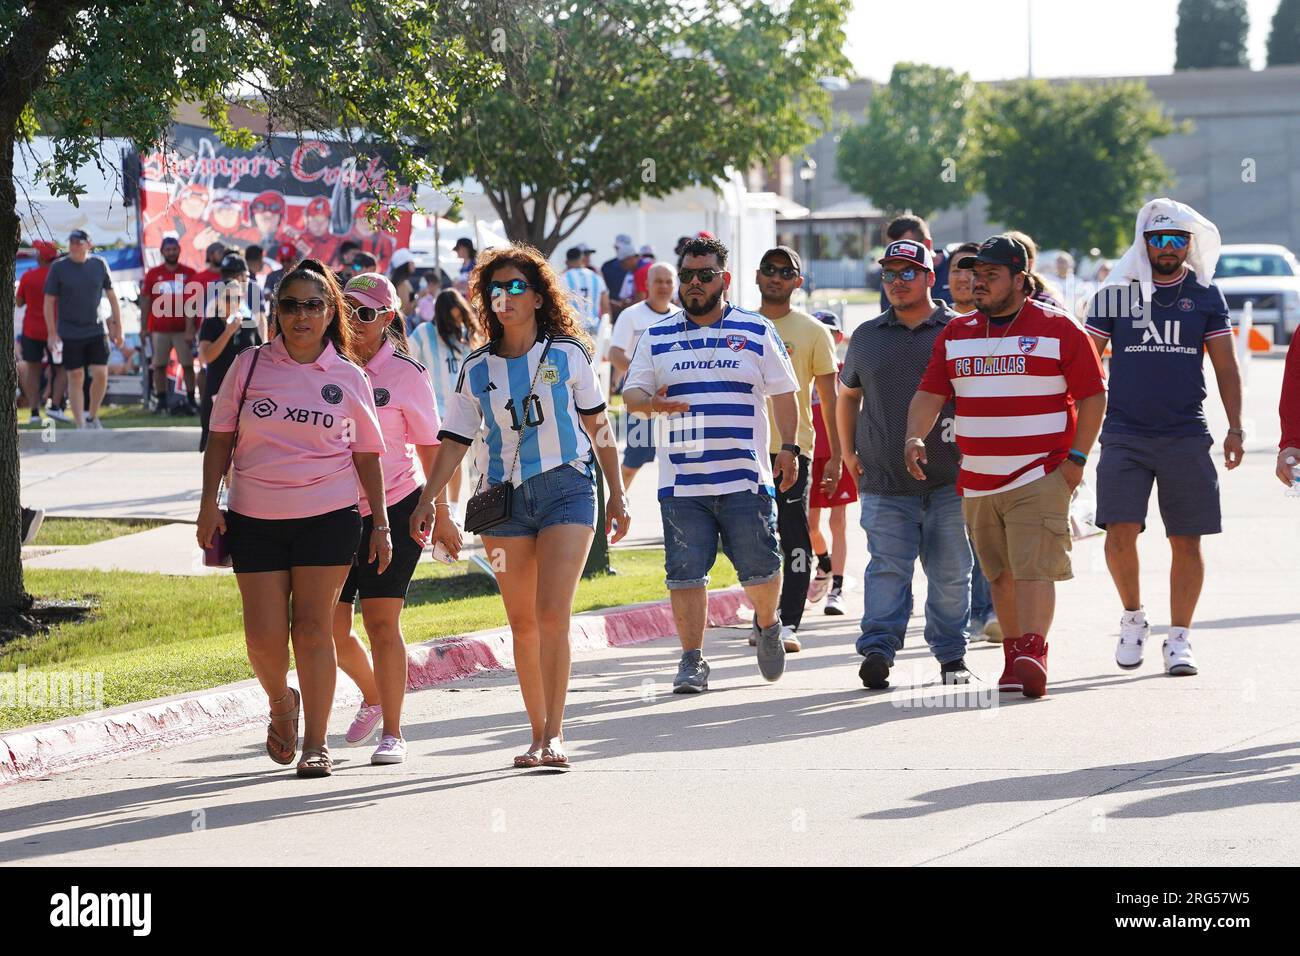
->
xmin=881 ymin=267 xmax=920 ymax=284
xmin=678 ymin=268 xmax=723 ymax=285
xmin=760 ymin=262 xmax=799 ymax=280
xmin=278 ymin=297 xmax=327 ymax=315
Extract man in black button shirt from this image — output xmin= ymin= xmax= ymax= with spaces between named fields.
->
xmin=838 ymin=240 xmax=972 ymax=690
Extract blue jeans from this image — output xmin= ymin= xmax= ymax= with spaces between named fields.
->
xmin=856 ymin=485 xmax=972 ymax=665
xmin=970 ymin=552 xmax=994 ymax=622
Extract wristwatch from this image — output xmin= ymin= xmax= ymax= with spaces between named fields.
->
xmin=780 ymin=443 xmax=801 ymax=457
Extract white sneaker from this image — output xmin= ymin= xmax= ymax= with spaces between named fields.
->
xmin=1163 ymin=631 xmax=1198 ymax=676
xmin=781 ymin=625 xmax=801 ymax=653
xmin=1116 ymin=609 xmax=1149 ymax=669
xmin=983 ymin=613 xmax=1004 ymax=643
xmin=807 ymin=571 xmax=831 ymax=605
xmin=371 ymin=735 xmax=407 ymax=764
xmin=824 ymin=589 xmax=845 ymax=615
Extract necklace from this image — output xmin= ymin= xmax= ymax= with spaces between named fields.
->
xmin=983 ymin=300 xmax=1028 ymax=358
xmin=1149 ymin=271 xmax=1188 ymax=309
xmin=685 ymin=309 xmax=726 ymax=358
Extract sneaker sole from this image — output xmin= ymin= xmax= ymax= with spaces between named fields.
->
xmin=1166 ymin=664 xmax=1198 ymax=676
xmin=824 ymin=606 xmax=845 ymax=616
xmin=783 ymin=638 xmax=801 ymax=653
xmin=1116 ymin=658 xmax=1144 ymax=670
xmin=672 ymin=683 xmax=708 ymax=694
xmin=371 ymin=754 xmax=406 ymax=765
xmin=998 ymin=683 xmax=1023 ymax=692
xmin=1013 ymin=657 xmax=1048 ymax=698
xmin=345 ymin=725 xmax=382 ymax=746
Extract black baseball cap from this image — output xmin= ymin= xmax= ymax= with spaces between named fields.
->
xmin=760 ymin=245 xmax=803 ymax=274
xmin=68 ymin=229 xmax=90 ymax=243
xmin=220 ymin=253 xmax=248 ymax=276
xmin=812 ymin=309 xmax=842 ymax=332
xmin=955 ymin=235 xmax=1029 ymax=272
xmin=160 ymin=235 xmax=180 ymax=248
xmin=565 ymin=246 xmax=583 ymax=262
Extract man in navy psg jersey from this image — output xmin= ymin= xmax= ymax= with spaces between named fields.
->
xmin=1085 ymin=203 xmax=1243 ymax=681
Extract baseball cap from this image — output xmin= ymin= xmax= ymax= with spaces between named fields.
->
xmin=761 ymin=245 xmax=803 ymax=275
xmin=33 ymin=240 xmax=58 ymax=262
xmin=277 ymin=241 xmax=298 ymax=262
xmin=251 ymin=191 xmax=284 ymax=214
xmin=954 ymin=235 xmax=1029 ymax=272
xmin=160 ymin=235 xmax=180 ymax=249
xmin=639 ymin=244 xmax=655 ymax=257
xmin=305 ymin=196 xmax=330 ymax=218
xmin=566 ymin=246 xmax=583 ymax=262
xmin=68 ymin=229 xmax=90 ymax=243
xmin=812 ymin=309 xmax=842 ymax=332
xmin=615 ymin=239 xmax=637 ymax=259
xmin=390 ymin=248 xmax=414 ymax=270
xmin=219 ymin=253 xmax=248 ymax=276
xmin=344 ymin=272 xmax=399 ymax=310
xmin=577 ymin=243 xmax=596 ymax=254
xmin=696 ymin=230 xmax=715 ymax=239
xmin=878 ymin=239 xmax=934 ymax=271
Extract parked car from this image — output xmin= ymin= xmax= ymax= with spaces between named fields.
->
xmin=1214 ymin=244 xmax=1300 ymax=344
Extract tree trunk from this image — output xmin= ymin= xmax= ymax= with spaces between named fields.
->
xmin=0 ymin=131 xmax=29 ymax=608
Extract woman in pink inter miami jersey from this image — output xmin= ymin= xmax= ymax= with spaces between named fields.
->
xmin=196 ymin=259 xmax=389 ymax=779
xmin=331 ymin=272 xmax=460 ymax=766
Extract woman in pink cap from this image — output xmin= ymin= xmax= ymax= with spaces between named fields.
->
xmin=409 ymin=244 xmax=630 ymax=769
xmin=196 ymin=259 xmax=389 ymax=779
xmin=332 ymin=272 xmax=461 ymax=765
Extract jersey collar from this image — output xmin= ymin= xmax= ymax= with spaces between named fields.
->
xmin=269 ymin=334 xmax=339 ymax=370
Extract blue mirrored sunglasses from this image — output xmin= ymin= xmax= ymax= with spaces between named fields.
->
xmin=881 ymin=267 xmax=920 ymax=284
xmin=1146 ymin=233 xmax=1189 ymax=249
xmin=489 ymin=279 xmax=532 ymax=296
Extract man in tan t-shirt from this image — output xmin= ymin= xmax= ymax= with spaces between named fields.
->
xmin=758 ymin=245 xmax=841 ymax=647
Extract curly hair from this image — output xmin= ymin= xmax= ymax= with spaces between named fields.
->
xmin=276 ymin=258 xmax=360 ymax=364
xmin=469 ymin=243 xmax=593 ymax=351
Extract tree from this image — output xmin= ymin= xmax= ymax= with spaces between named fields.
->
xmin=1267 ymin=0 xmax=1300 ymax=65
xmin=835 ymin=63 xmax=979 ymax=219
xmin=438 ymin=0 xmax=853 ymax=254
xmin=0 ymin=1 xmax=500 ymax=620
xmin=1175 ymin=0 xmax=1249 ymax=70
xmin=971 ymin=80 xmax=1180 ymax=255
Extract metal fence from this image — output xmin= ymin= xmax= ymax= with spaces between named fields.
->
xmin=806 ymin=259 xmax=867 ymax=289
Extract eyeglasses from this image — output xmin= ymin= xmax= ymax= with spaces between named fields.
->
xmin=759 ymin=263 xmax=799 ymax=280
xmin=678 ymin=268 xmax=723 ymax=285
xmin=277 ymin=297 xmax=327 ymax=316
xmin=348 ymin=304 xmax=390 ymax=323
xmin=488 ymin=279 xmax=532 ymax=296
xmin=1146 ymin=233 xmax=1189 ymax=249
xmin=880 ymin=267 xmax=920 ymax=284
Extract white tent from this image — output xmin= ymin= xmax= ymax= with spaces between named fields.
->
xmin=14 ymin=137 xmax=136 ymax=246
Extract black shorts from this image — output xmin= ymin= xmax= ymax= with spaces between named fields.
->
xmin=61 ymin=334 xmax=110 ymax=371
xmin=340 ymin=486 xmax=425 ymax=604
xmin=19 ymin=335 xmax=57 ymax=365
xmin=226 ymin=505 xmax=362 ymax=573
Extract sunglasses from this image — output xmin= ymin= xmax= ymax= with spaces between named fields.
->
xmin=348 ymin=304 xmax=390 ymax=323
xmin=277 ymin=297 xmax=327 ymax=316
xmin=759 ymin=263 xmax=799 ymax=280
xmin=678 ymin=268 xmax=723 ymax=285
xmin=488 ymin=279 xmax=533 ymax=296
xmin=881 ymin=267 xmax=920 ymax=284
xmin=251 ymin=201 xmax=282 ymax=214
xmin=1146 ymin=233 xmax=1189 ymax=249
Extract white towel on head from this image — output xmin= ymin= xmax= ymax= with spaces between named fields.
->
xmin=1100 ymin=198 xmax=1221 ymax=303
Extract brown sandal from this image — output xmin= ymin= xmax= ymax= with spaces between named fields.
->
xmin=297 ymin=745 xmax=332 ymax=778
xmin=266 ymin=687 xmax=300 ymax=766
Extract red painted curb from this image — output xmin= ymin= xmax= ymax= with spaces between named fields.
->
xmin=0 ymin=588 xmax=749 ymax=786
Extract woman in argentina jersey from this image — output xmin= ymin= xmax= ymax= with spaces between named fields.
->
xmin=409 ymin=244 xmax=631 ymax=769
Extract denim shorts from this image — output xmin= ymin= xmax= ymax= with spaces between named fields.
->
xmin=479 ymin=461 xmax=597 ymax=538
xmin=659 ymin=491 xmax=781 ymax=589
xmin=1095 ymin=431 xmax=1221 ymax=537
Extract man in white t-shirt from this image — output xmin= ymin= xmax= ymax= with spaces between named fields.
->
xmin=609 ymin=261 xmax=679 ymax=489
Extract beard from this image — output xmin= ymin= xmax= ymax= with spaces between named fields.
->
xmin=1151 ymin=256 xmax=1184 ymax=276
xmin=974 ymin=288 xmax=1015 ymax=315
xmin=760 ymin=287 xmax=791 ymax=307
xmin=683 ymin=289 xmax=723 ymax=316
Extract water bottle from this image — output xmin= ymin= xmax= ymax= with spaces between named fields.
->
xmin=1287 ymin=456 xmax=1300 ymax=498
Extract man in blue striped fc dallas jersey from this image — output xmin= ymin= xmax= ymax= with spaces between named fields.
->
xmin=439 ymin=335 xmax=606 ymax=488
xmin=623 ymin=235 xmax=799 ymax=693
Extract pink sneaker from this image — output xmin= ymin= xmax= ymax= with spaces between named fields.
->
xmin=345 ymin=702 xmax=383 ymax=745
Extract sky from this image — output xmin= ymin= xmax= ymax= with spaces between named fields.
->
xmin=845 ymin=0 xmax=1283 ymax=82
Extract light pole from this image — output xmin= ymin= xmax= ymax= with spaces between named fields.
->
xmin=799 ymin=157 xmax=817 ymax=290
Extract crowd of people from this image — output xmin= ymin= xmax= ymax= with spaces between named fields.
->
xmin=21 ymin=193 xmax=1300 ymax=777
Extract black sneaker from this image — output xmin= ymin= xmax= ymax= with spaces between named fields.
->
xmin=940 ymin=658 xmax=972 ymax=685
xmin=859 ymin=652 xmax=890 ymax=689
xmin=21 ymin=507 xmax=45 ymax=546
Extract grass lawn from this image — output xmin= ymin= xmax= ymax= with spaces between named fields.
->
xmin=0 ymin=549 xmax=737 ymax=732
xmin=34 ymin=517 xmax=172 ymax=547
xmin=24 ymin=403 xmax=200 ymax=430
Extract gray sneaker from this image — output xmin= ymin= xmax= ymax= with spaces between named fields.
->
xmin=672 ymin=649 xmax=710 ymax=694
xmin=754 ymin=620 xmax=786 ymax=682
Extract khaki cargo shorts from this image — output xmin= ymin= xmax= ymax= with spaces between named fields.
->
xmin=962 ymin=468 xmax=1073 ymax=583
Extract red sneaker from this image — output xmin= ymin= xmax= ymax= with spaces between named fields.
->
xmin=997 ymin=638 xmax=1022 ymax=692
xmin=1013 ymin=633 xmax=1049 ymax=698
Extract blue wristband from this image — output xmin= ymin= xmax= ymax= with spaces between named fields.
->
xmin=1068 ymin=448 xmax=1087 ymax=461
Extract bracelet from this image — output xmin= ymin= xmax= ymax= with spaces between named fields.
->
xmin=1068 ymin=448 xmax=1088 ymax=461
xmin=434 ymin=501 xmax=452 ymax=510
xmin=1227 ymin=428 xmax=1245 ymax=437
xmin=372 ymin=525 xmax=390 ymax=533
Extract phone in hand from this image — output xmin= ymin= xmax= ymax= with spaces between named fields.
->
xmin=431 ymin=540 xmax=455 ymax=564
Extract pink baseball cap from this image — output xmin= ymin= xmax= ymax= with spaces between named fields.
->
xmin=344 ymin=272 xmax=398 ymax=310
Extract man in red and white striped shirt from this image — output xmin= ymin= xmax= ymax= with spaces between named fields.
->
xmin=904 ymin=235 xmax=1107 ymax=698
